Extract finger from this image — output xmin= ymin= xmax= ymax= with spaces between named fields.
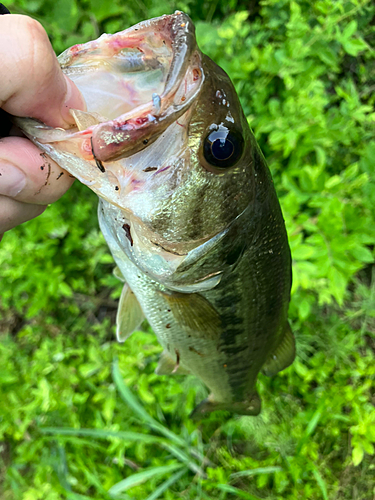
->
xmin=0 ymin=136 xmax=74 ymax=205
xmin=0 ymin=194 xmax=46 ymax=233
xmin=0 ymin=14 xmax=85 ymax=128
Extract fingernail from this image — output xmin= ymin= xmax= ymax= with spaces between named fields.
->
xmin=0 ymin=162 xmax=27 ymax=197
xmin=61 ymin=75 xmax=86 ymax=125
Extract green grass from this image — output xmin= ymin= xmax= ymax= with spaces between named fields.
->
xmin=1 ymin=0 xmax=375 ymax=498
xmin=1 ymin=289 xmax=374 ymax=498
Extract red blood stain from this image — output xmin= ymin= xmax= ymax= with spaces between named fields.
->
xmin=135 ymin=116 xmax=149 ymax=125
xmin=69 ymin=44 xmax=82 ymax=55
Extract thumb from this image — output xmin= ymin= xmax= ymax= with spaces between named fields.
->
xmin=0 ymin=15 xmax=85 ymax=128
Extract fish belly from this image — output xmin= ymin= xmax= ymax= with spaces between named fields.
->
xmin=98 ymin=204 xmax=234 ymax=401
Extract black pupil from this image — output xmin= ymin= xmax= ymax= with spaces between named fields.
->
xmin=203 ymin=126 xmax=243 ymax=169
xmin=212 ymin=137 xmax=234 ymax=160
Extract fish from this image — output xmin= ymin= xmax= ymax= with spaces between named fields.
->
xmin=15 ymin=11 xmax=294 ymax=419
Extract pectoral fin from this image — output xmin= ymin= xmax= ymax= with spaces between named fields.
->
xmin=155 ymin=350 xmax=190 ymax=375
xmin=159 ymin=292 xmax=221 ymax=340
xmin=262 ymin=321 xmax=295 ymax=377
xmin=116 ymin=284 xmax=144 ymax=342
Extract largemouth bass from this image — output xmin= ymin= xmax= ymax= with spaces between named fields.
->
xmin=16 ymin=12 xmax=294 ymax=419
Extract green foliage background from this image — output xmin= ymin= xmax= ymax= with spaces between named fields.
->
xmin=1 ymin=0 xmax=374 ymax=498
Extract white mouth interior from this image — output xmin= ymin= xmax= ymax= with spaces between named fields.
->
xmin=61 ymin=38 xmax=173 ymax=120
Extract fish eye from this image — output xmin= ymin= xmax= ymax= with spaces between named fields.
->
xmin=203 ymin=125 xmax=244 ymax=169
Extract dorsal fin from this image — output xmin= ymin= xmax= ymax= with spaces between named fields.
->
xmin=189 ymin=392 xmax=261 ymax=420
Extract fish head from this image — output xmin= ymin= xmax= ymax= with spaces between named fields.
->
xmin=16 ymin=12 xmax=258 ymax=287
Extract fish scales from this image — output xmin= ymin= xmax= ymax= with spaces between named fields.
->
xmin=15 ymin=12 xmax=294 ymax=418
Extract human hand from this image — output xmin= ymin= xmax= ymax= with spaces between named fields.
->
xmin=0 ymin=13 xmax=85 ymax=236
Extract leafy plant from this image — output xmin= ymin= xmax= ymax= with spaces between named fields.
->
xmin=1 ymin=0 xmax=375 ymax=499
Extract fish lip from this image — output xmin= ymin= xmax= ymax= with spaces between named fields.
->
xmin=160 ymin=12 xmax=198 ymax=95
xmin=59 ymin=11 xmax=195 ymax=71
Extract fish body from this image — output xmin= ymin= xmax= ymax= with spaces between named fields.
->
xmin=16 ymin=12 xmax=294 ymax=418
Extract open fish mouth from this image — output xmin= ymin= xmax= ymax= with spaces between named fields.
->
xmin=48 ymin=11 xmax=203 ymax=164
xmin=14 ymin=11 xmax=228 ymax=270
xmin=14 ymin=12 xmax=204 ymax=217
